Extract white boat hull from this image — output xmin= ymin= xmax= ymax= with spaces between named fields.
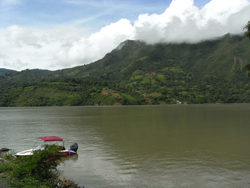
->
xmin=15 ymin=149 xmax=77 ymax=157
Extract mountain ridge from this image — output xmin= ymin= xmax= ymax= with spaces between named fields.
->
xmin=0 ymin=68 xmax=17 ymax=74
xmin=1 ymin=34 xmax=250 ymax=106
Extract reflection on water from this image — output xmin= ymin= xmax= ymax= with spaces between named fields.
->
xmin=1 ymin=104 xmax=250 ymax=187
xmin=59 ymin=154 xmax=79 ymax=163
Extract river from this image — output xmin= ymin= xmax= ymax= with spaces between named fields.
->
xmin=1 ymin=104 xmax=250 ymax=187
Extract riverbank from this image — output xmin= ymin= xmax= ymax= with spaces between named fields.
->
xmin=0 ymin=149 xmax=83 ymax=188
xmin=0 ymin=172 xmax=82 ymax=188
xmin=0 ymin=173 xmax=10 ymax=188
xmin=0 ymin=154 xmax=10 ymax=187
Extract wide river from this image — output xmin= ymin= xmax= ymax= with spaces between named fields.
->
xmin=1 ymin=104 xmax=250 ymax=188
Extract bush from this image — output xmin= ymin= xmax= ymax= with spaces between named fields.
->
xmin=13 ymin=145 xmax=63 ymax=179
xmin=0 ymin=144 xmax=65 ymax=187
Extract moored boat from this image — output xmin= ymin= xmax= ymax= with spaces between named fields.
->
xmin=15 ymin=136 xmax=78 ymax=157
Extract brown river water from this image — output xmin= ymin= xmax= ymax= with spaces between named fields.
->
xmin=1 ymin=104 xmax=250 ymax=188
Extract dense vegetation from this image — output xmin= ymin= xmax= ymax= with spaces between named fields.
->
xmin=0 ymin=145 xmax=64 ymax=188
xmin=1 ymin=34 xmax=250 ymax=106
xmin=244 ymin=21 xmax=250 ymax=39
xmin=244 ymin=21 xmax=250 ymax=77
xmin=0 ymin=68 xmax=16 ymax=74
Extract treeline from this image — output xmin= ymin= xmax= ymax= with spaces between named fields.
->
xmin=1 ymin=68 xmax=249 ymax=106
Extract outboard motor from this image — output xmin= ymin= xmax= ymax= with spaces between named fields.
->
xmin=70 ymin=143 xmax=78 ymax=152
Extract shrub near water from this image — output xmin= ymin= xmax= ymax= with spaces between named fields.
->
xmin=0 ymin=144 xmax=65 ymax=187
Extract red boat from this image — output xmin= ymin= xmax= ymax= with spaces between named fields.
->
xmin=15 ymin=136 xmax=78 ymax=157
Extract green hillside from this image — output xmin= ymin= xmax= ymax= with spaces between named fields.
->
xmin=0 ymin=68 xmax=17 ymax=74
xmin=1 ymin=34 xmax=250 ymax=106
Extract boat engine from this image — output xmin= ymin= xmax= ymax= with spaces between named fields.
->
xmin=70 ymin=143 xmax=78 ymax=152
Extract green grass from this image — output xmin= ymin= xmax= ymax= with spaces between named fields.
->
xmin=156 ymin=73 xmax=166 ymax=82
xmin=130 ymin=75 xmax=144 ymax=80
xmin=82 ymin=74 xmax=90 ymax=78
xmin=23 ymin=86 xmax=36 ymax=92
xmin=121 ymin=94 xmax=135 ymax=100
xmin=137 ymin=56 xmax=148 ymax=61
xmin=121 ymin=63 xmax=133 ymax=72
xmin=169 ymin=67 xmax=184 ymax=73
xmin=67 ymin=70 xmax=79 ymax=76
xmin=132 ymin=69 xmax=143 ymax=75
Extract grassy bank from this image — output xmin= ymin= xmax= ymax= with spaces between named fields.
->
xmin=0 ymin=145 xmax=73 ymax=188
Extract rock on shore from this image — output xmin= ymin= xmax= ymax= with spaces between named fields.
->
xmin=0 ymin=148 xmax=11 ymax=152
xmin=56 ymin=177 xmax=83 ymax=188
xmin=0 ymin=157 xmax=7 ymax=164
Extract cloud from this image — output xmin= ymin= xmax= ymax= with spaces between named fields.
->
xmin=0 ymin=24 xmax=90 ymax=70
xmin=52 ymin=19 xmax=133 ymax=66
xmin=53 ymin=0 xmax=250 ymax=68
xmin=3 ymin=59 xmax=29 ymax=70
xmin=0 ymin=52 xmax=9 ymax=60
xmin=53 ymin=19 xmax=134 ymax=68
xmin=133 ymin=0 xmax=250 ymax=43
xmin=6 ymin=25 xmax=42 ymax=49
xmin=0 ymin=0 xmax=250 ymax=71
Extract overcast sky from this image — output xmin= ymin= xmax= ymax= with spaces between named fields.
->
xmin=0 ymin=0 xmax=250 ymax=71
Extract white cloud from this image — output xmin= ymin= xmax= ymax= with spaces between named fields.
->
xmin=0 ymin=0 xmax=250 ymax=71
xmin=6 ymin=25 xmax=42 ymax=49
xmin=4 ymin=59 xmax=29 ymax=70
xmin=133 ymin=0 xmax=250 ymax=43
xmin=0 ymin=52 xmax=9 ymax=59
xmin=53 ymin=19 xmax=134 ymax=68
xmin=0 ymin=23 xmax=91 ymax=70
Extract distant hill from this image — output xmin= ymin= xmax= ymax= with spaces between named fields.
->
xmin=0 ymin=34 xmax=250 ymax=106
xmin=0 ymin=68 xmax=17 ymax=74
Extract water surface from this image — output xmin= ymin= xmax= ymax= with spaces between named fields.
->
xmin=1 ymin=104 xmax=250 ymax=187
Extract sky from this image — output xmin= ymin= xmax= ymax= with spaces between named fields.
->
xmin=0 ymin=0 xmax=250 ymax=71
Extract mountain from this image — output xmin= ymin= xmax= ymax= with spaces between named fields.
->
xmin=0 ymin=34 xmax=250 ymax=106
xmin=0 ymin=68 xmax=17 ymax=74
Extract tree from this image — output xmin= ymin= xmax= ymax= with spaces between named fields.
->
xmin=244 ymin=21 xmax=250 ymax=39
xmin=245 ymin=64 xmax=250 ymax=77
xmin=244 ymin=21 xmax=250 ymax=77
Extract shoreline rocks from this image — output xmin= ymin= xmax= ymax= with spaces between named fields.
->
xmin=0 ymin=148 xmax=11 ymax=152
xmin=56 ymin=177 xmax=83 ymax=188
xmin=0 ymin=157 xmax=7 ymax=164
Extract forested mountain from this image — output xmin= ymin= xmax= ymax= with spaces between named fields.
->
xmin=0 ymin=68 xmax=16 ymax=74
xmin=1 ymin=34 xmax=250 ymax=106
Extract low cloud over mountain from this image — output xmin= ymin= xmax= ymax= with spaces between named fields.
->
xmin=0 ymin=0 xmax=250 ymax=70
